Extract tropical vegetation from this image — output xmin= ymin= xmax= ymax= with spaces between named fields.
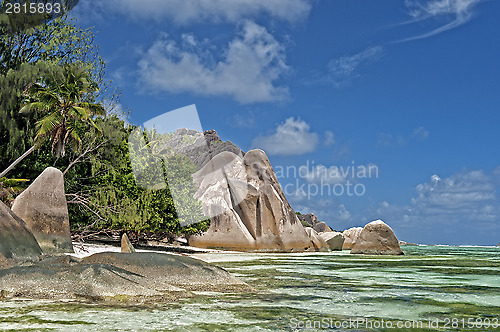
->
xmin=0 ymin=1 xmax=209 ymax=239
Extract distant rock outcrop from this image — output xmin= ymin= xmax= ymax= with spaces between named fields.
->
xmin=320 ymin=231 xmax=345 ymax=251
xmin=297 ymin=213 xmax=333 ymax=233
xmin=11 ymin=167 xmax=73 ymax=254
xmin=342 ymin=227 xmax=363 ymax=250
xmin=350 ymin=220 xmax=404 ymax=255
xmin=313 ymin=222 xmax=332 ymax=233
xmin=297 ymin=213 xmax=318 ymax=227
xmin=304 ymin=227 xmax=330 ymax=252
xmin=188 ymin=149 xmax=316 ymax=252
xmin=160 ymin=129 xmax=245 ymax=170
xmin=0 ymin=201 xmax=42 ymax=263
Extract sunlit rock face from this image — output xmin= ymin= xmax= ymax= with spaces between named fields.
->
xmin=0 ymin=201 xmax=42 ymax=264
xmin=350 ymin=220 xmax=404 ymax=255
xmin=304 ymin=227 xmax=330 ymax=252
xmin=320 ymin=231 xmax=345 ymax=251
xmin=189 ymin=149 xmax=316 ymax=252
xmin=11 ymin=167 xmax=73 ymax=254
xmin=342 ymin=227 xmax=363 ymax=250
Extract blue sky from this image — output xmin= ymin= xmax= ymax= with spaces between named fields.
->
xmin=72 ymin=0 xmax=500 ymax=245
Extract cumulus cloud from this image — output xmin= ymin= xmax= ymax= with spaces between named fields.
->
xmin=137 ymin=21 xmax=290 ymax=104
xmin=252 ymin=117 xmax=318 ymax=155
xmin=73 ymin=0 xmax=311 ymax=25
xmin=376 ymin=167 xmax=500 ymax=244
xmin=325 ymin=46 xmax=384 ymax=87
xmin=402 ymin=0 xmax=481 ymax=41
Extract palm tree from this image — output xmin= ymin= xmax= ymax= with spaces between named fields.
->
xmin=0 ymin=66 xmax=105 ymax=179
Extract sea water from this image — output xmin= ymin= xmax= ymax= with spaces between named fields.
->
xmin=0 ymin=245 xmax=498 ymax=331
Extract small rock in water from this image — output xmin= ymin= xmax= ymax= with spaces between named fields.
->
xmin=121 ymin=233 xmax=136 ymax=253
xmin=350 ymin=220 xmax=403 ymax=255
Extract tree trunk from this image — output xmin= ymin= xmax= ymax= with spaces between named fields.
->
xmin=0 ymin=145 xmax=37 ymax=179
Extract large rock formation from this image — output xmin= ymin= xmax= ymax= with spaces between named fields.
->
xmin=11 ymin=167 xmax=73 ymax=254
xmin=0 ymin=252 xmax=251 ymax=302
xmin=304 ymin=227 xmax=330 ymax=252
xmin=320 ymin=231 xmax=345 ymax=251
xmin=350 ymin=220 xmax=404 ymax=255
xmin=0 ymin=201 xmax=42 ymax=262
xmin=160 ymin=128 xmax=244 ymax=170
xmin=298 ymin=213 xmax=333 ymax=233
xmin=188 ymin=149 xmax=316 ymax=252
xmin=342 ymin=227 xmax=363 ymax=250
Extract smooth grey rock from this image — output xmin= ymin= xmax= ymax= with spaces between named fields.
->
xmin=82 ymin=252 xmax=250 ymax=292
xmin=342 ymin=227 xmax=363 ymax=250
xmin=0 ymin=201 xmax=42 ymax=262
xmin=320 ymin=231 xmax=345 ymax=251
xmin=0 ymin=252 xmax=251 ymax=302
xmin=298 ymin=213 xmax=333 ymax=232
xmin=297 ymin=213 xmax=318 ymax=227
xmin=351 ymin=220 xmax=404 ymax=255
xmin=313 ymin=221 xmax=333 ymax=233
xmin=11 ymin=167 xmax=73 ymax=254
xmin=121 ymin=233 xmax=136 ymax=253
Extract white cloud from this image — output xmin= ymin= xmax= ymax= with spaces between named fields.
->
xmin=402 ymin=0 xmax=481 ymax=41
xmin=137 ymin=21 xmax=290 ymax=104
xmin=411 ymin=170 xmax=496 ymax=213
xmin=252 ymin=117 xmax=318 ymax=155
xmin=376 ymin=167 xmax=500 ymax=244
xmin=73 ymin=0 xmax=311 ymax=25
xmin=326 ymin=46 xmax=384 ymax=87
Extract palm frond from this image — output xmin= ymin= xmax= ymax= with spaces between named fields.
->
xmin=19 ymin=102 xmax=49 ymax=114
xmin=67 ymin=106 xmax=90 ymax=120
xmin=80 ymin=102 xmax=106 ymax=116
xmin=34 ymin=112 xmax=63 ymax=144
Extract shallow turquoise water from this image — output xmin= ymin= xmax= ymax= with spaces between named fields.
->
xmin=1 ymin=245 xmax=499 ymax=331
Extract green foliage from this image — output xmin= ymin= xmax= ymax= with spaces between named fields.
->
xmin=60 ymin=118 xmax=209 ymax=236
xmin=299 ymin=220 xmax=310 ymax=227
xmin=0 ymin=2 xmax=210 ymax=237
xmin=0 ymin=177 xmax=29 ymax=206
xmin=20 ymin=65 xmax=105 ymax=157
xmin=0 ymin=1 xmax=105 ymax=162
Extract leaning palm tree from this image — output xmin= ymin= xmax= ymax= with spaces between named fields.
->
xmin=0 ymin=66 xmax=105 ymax=179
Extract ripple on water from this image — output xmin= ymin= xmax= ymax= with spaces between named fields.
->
xmin=1 ymin=246 xmax=499 ymax=331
